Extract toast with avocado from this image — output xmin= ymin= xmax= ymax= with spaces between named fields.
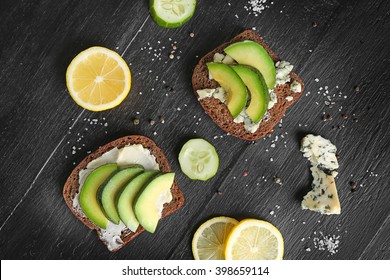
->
xmin=63 ymin=135 xmax=184 ymax=252
xmin=192 ymin=30 xmax=304 ymax=140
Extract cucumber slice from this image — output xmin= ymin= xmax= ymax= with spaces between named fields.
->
xmin=149 ymin=0 xmax=196 ymax=28
xmin=179 ymin=138 xmax=219 ymax=181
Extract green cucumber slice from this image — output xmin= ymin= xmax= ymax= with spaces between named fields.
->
xmin=149 ymin=0 xmax=196 ymax=28
xmin=178 ymin=139 xmax=219 ymax=181
xmin=100 ymin=166 xmax=144 ymax=224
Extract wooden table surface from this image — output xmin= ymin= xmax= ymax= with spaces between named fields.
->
xmin=1 ymin=0 xmax=389 ymax=260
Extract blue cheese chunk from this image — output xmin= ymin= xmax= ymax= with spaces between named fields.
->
xmin=302 ymin=166 xmax=341 ymax=215
xmin=275 ymin=61 xmax=293 ymax=85
xmin=301 ymin=134 xmax=339 ymax=173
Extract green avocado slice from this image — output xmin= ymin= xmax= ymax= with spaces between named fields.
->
xmin=117 ymin=171 xmax=160 ymax=232
xmin=100 ymin=166 xmax=144 ymax=224
xmin=230 ymin=65 xmax=269 ymax=123
xmin=224 ymin=40 xmax=276 ymax=89
xmin=79 ymin=163 xmax=118 ymax=229
xmin=134 ymin=173 xmax=175 ymax=233
xmin=206 ymin=62 xmax=247 ymax=118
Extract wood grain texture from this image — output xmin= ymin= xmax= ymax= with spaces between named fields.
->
xmin=1 ymin=0 xmax=389 ymax=259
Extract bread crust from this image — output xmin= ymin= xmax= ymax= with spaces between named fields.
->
xmin=192 ymin=30 xmax=305 ymax=140
xmin=63 ymin=135 xmax=184 ymax=252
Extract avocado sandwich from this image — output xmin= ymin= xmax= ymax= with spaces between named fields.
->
xmin=63 ymin=135 xmax=184 ymax=252
xmin=192 ymin=30 xmax=304 ymax=140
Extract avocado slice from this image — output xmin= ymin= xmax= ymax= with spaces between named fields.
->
xmin=206 ymin=62 xmax=247 ymax=118
xmin=134 ymin=173 xmax=175 ymax=233
xmin=224 ymin=41 xmax=276 ymax=89
xmin=79 ymin=163 xmax=118 ymax=229
xmin=100 ymin=166 xmax=144 ymax=224
xmin=117 ymin=170 xmax=160 ymax=232
xmin=230 ymin=65 xmax=269 ymax=123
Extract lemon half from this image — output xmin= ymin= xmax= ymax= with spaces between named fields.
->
xmin=66 ymin=46 xmax=131 ymax=111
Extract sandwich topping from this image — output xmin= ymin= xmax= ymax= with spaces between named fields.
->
xmin=72 ymin=144 xmax=174 ymax=251
xmin=197 ymin=47 xmax=296 ymax=133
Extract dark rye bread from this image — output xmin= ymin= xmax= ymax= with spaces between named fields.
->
xmin=192 ymin=30 xmax=305 ymax=140
xmin=63 ymin=135 xmax=184 ymax=252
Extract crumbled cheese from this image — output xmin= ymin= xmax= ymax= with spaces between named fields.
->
xmin=197 ymin=87 xmax=226 ymax=103
xmin=213 ymin=53 xmax=225 ymax=63
xmin=222 ymin=54 xmax=235 ymax=64
xmin=267 ymin=89 xmax=278 ymax=109
xmin=275 ymin=61 xmax=293 ymax=85
xmin=290 ymin=80 xmax=302 ymax=92
xmin=233 ymin=110 xmax=260 ymax=133
xmin=213 ymin=53 xmax=235 ymax=65
xmin=286 ymin=96 xmax=294 ymax=102
xmin=197 ymin=88 xmax=215 ymax=100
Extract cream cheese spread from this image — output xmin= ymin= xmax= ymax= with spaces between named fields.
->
xmin=73 ymin=144 xmax=164 ymax=251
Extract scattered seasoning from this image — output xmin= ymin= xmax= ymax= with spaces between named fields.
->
xmin=350 ymin=181 xmax=357 ymax=192
xmin=313 ymin=232 xmax=340 ymax=255
xmin=341 ymin=113 xmax=348 ymax=120
xmin=322 ymin=114 xmax=333 ymax=121
xmin=216 ymin=190 xmax=223 ymax=195
xmin=159 ymin=116 xmax=165 ymax=124
xmin=133 ymin=118 xmax=140 ymax=125
xmin=244 ymin=0 xmax=273 ymax=16
xmin=149 ymin=119 xmax=155 ymax=126
xmin=354 ymin=85 xmax=360 ymax=93
xmin=273 ymin=177 xmax=282 ymax=185
xmin=243 ymin=171 xmax=248 ymax=177
xmin=169 ymin=54 xmax=174 ymax=59
xmin=189 ymin=32 xmax=195 ymax=38
xmin=65 ymin=117 xmax=109 ymax=158
xmin=312 ymin=21 xmax=318 ymax=27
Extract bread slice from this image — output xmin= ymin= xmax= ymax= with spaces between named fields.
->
xmin=192 ymin=30 xmax=305 ymax=140
xmin=63 ymin=135 xmax=184 ymax=252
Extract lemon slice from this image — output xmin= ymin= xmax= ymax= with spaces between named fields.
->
xmin=192 ymin=216 xmax=238 ymax=260
xmin=225 ymin=219 xmax=284 ymax=260
xmin=66 ymin=46 xmax=131 ymax=111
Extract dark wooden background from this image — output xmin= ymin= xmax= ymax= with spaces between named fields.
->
xmin=1 ymin=0 xmax=389 ymax=260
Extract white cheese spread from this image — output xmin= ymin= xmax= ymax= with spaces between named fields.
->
xmin=155 ymin=190 xmax=173 ymax=219
xmin=73 ymin=144 xmax=164 ymax=251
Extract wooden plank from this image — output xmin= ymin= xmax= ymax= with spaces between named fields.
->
xmin=171 ymin=0 xmax=390 ymax=260
xmin=360 ymin=216 xmax=390 ymax=259
xmin=1 ymin=0 xmax=390 ymax=260
xmin=0 ymin=0 xmax=149 ymax=228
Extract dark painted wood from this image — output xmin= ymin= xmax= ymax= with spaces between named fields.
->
xmin=1 ymin=0 xmax=389 ymax=259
